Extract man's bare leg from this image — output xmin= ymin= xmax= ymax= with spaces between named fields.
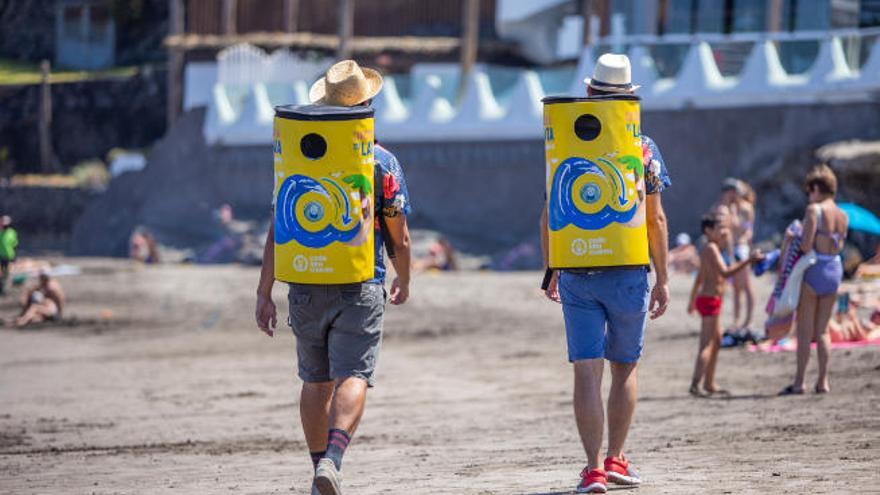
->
xmin=314 ymin=377 xmax=369 ymax=494
xmin=301 ymin=381 xmax=335 ymax=454
xmin=606 ymin=361 xmax=638 ymax=459
xmin=573 ymin=359 xmax=605 ymax=470
xmin=329 ymin=377 xmax=369 ymax=434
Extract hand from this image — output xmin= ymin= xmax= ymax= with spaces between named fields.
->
xmin=750 ymin=249 xmax=765 ymax=263
xmin=255 ymin=293 xmax=277 ymax=337
xmin=389 ymin=277 xmax=409 ymax=305
xmin=687 ymin=299 xmax=696 ymax=316
xmin=544 ymin=270 xmax=561 ymax=303
xmin=649 ymin=283 xmax=669 ymax=319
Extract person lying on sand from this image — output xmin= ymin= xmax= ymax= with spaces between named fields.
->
xmin=854 ymin=251 xmax=880 ymax=280
xmin=688 ymin=215 xmax=762 ymax=396
xmin=15 ymin=269 xmax=65 ymax=328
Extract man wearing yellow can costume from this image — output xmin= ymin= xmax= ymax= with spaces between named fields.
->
xmin=540 ymin=54 xmax=671 ymax=493
xmin=254 ymin=61 xmax=412 ymax=495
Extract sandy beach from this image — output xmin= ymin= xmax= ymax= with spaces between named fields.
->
xmin=1 ymin=259 xmax=878 ymax=494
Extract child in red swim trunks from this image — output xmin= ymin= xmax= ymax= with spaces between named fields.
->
xmin=688 ymin=215 xmax=763 ymax=396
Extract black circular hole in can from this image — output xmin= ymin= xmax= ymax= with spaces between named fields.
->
xmin=300 ymin=133 xmax=327 ymax=160
xmin=573 ymin=114 xmax=601 ymax=141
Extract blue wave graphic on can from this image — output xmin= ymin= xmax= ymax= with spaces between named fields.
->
xmin=274 ymin=174 xmax=360 ymax=248
xmin=549 ymin=157 xmax=637 ymax=231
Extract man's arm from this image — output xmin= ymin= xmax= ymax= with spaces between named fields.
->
xmin=540 ymin=203 xmax=561 ymax=302
xmin=383 ymin=214 xmax=411 ymax=305
xmin=255 ymin=223 xmax=277 ymax=336
xmin=646 ymin=193 xmax=669 ymax=319
xmin=540 ymin=203 xmax=550 ymax=268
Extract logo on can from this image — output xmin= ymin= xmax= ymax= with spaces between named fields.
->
xmin=293 ymin=255 xmax=308 ymax=272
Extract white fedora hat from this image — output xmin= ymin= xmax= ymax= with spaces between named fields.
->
xmin=584 ymin=53 xmax=641 ymax=93
xmin=309 ymin=59 xmax=384 ymax=106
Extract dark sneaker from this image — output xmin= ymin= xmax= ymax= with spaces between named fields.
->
xmin=314 ymin=458 xmax=342 ymax=495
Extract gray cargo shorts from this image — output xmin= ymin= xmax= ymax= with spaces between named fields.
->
xmin=287 ymin=282 xmax=386 ymax=387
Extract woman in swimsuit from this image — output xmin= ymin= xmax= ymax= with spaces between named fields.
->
xmin=730 ymin=180 xmax=757 ymax=333
xmin=781 ymin=165 xmax=848 ymax=395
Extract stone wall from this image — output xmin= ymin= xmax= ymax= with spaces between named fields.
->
xmin=0 ymin=0 xmax=55 ymax=61
xmin=0 ymin=185 xmax=99 ymax=253
xmin=0 ymin=67 xmax=166 ymax=174
xmin=71 ymin=99 xmax=880 ymax=260
xmin=0 ymin=0 xmax=168 ymax=64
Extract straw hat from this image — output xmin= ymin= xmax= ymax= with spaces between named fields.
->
xmin=585 ymin=53 xmax=641 ymax=93
xmin=309 ymin=60 xmax=383 ymax=106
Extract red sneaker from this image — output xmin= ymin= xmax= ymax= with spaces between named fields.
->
xmin=604 ymin=455 xmax=642 ymax=485
xmin=576 ymin=468 xmax=608 ymax=493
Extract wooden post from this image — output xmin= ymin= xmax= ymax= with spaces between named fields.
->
xmin=766 ymin=0 xmax=783 ymax=32
xmin=658 ymin=0 xmax=668 ymax=35
xmin=336 ymin=0 xmax=354 ymax=60
xmin=594 ymin=0 xmax=610 ymax=37
xmin=222 ymin=0 xmax=238 ymax=35
xmin=283 ymin=0 xmax=300 ymax=33
xmin=580 ymin=0 xmax=593 ymax=47
xmin=38 ymin=60 xmax=54 ymax=174
xmin=166 ymin=0 xmax=184 ymax=129
xmin=457 ymin=0 xmax=480 ymax=101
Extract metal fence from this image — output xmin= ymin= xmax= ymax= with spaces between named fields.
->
xmin=184 ymin=0 xmax=497 ymax=37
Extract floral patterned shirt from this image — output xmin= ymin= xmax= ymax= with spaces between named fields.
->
xmin=372 ymin=144 xmax=411 ymax=283
xmin=641 ymin=135 xmax=671 ymax=195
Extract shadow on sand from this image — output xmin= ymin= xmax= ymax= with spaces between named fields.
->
xmin=522 ymin=485 xmax=639 ymax=495
xmin=640 ymin=392 xmax=778 ymax=402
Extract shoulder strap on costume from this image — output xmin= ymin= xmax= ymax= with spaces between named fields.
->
xmin=374 ymin=162 xmax=396 ymax=259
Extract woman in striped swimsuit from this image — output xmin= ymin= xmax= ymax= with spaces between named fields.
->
xmin=781 ymin=165 xmax=848 ymax=395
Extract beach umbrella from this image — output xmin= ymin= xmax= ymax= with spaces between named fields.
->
xmin=838 ymin=202 xmax=880 ymax=236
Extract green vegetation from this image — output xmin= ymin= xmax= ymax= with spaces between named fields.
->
xmin=0 ymin=58 xmax=138 ymax=86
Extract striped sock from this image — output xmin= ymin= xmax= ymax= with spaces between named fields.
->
xmin=324 ymin=428 xmax=351 ymax=470
xmin=310 ymin=451 xmax=325 ymax=470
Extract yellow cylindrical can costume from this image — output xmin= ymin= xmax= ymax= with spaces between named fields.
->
xmin=273 ymin=104 xmax=375 ymax=284
xmin=542 ymin=95 xmax=648 ymax=269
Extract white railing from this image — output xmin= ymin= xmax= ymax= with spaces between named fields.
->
xmin=196 ymin=31 xmax=880 ymax=145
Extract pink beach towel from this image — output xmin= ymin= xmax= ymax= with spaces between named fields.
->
xmin=748 ymin=339 xmax=880 ymax=353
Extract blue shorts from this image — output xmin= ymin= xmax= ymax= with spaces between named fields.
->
xmin=558 ymin=268 xmax=649 ymax=363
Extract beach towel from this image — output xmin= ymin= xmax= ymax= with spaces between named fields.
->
xmin=764 ymin=221 xmax=803 ymax=339
xmin=773 ymin=250 xmax=817 ymax=317
xmin=748 ymin=338 xmax=880 ymax=353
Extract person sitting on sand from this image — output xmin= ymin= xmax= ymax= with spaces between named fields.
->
xmin=414 ymin=236 xmax=458 ymax=272
xmin=688 ymin=215 xmax=762 ymax=396
xmin=670 ymin=232 xmax=700 ymax=273
xmin=16 ymin=269 xmax=65 ymax=328
xmin=130 ymin=229 xmax=160 ymax=264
